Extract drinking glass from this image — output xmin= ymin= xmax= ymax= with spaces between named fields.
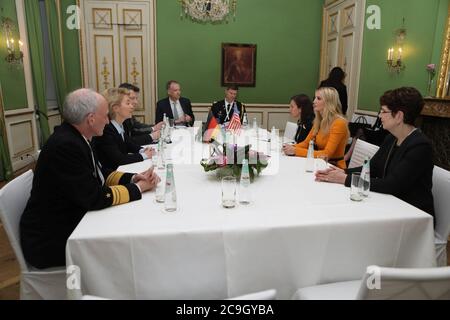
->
xmin=270 ymin=129 xmax=280 ymax=151
xmin=350 ymin=173 xmax=363 ymax=201
xmin=359 ymin=171 xmax=370 ymax=198
xmin=315 ymin=154 xmax=329 ymax=172
xmin=155 ymin=168 xmax=166 ymax=203
xmin=221 ymin=176 xmax=237 ymax=208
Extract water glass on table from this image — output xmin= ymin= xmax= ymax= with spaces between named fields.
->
xmin=350 ymin=173 xmax=363 ymax=201
xmin=314 ymin=154 xmax=329 ymax=172
xmin=154 ymin=167 xmax=166 ymax=203
xmin=221 ymin=176 xmax=237 ymax=209
xmin=359 ymin=172 xmax=370 ymax=197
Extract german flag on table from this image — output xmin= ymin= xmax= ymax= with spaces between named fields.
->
xmin=203 ymin=111 xmax=223 ymax=142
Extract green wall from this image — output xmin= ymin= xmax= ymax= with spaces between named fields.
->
xmin=156 ymin=0 xmax=324 ymax=104
xmin=0 ymin=0 xmax=28 ymax=111
xmin=4 ymin=0 xmax=448 ymax=112
xmin=60 ymin=0 xmax=82 ymax=92
xmin=358 ymin=0 xmax=449 ymax=111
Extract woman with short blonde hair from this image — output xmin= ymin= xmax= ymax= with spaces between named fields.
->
xmin=283 ymin=87 xmax=349 ymax=169
xmin=102 ymin=87 xmax=130 ymax=120
xmin=93 ymin=87 xmax=154 ymax=170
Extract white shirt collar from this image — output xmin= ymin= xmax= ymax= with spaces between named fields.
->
xmin=111 ymin=120 xmax=124 ymax=135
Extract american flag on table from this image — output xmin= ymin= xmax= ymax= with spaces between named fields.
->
xmin=227 ymin=112 xmax=241 ymax=135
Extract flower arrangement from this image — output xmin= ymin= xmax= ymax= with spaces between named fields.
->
xmin=200 ymin=142 xmax=269 ymax=182
xmin=426 ymin=64 xmax=436 ymax=97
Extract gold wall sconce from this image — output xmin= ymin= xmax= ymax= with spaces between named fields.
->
xmin=387 ymin=19 xmax=406 ymax=74
xmin=387 ymin=47 xmax=405 ymax=73
xmin=1 ymin=15 xmax=23 ymax=65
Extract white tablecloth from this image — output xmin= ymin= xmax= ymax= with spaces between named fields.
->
xmin=66 ymin=128 xmax=436 ymax=299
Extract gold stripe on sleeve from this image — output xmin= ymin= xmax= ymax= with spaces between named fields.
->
xmin=106 ymin=171 xmax=124 ymax=186
xmin=109 ymin=186 xmax=130 ymax=206
xmin=110 ymin=186 xmax=118 ymax=206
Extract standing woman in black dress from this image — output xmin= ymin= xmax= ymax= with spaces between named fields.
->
xmin=319 ymin=67 xmax=348 ymax=115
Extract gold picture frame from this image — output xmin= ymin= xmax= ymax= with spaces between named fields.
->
xmin=437 ymin=2 xmax=450 ymax=98
xmin=221 ymin=43 xmax=256 ymax=87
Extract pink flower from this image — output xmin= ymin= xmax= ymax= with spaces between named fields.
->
xmin=215 ymin=155 xmax=227 ymax=167
xmin=426 ymin=64 xmax=436 ymax=75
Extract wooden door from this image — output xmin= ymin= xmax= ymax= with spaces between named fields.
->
xmin=82 ymin=0 xmax=156 ymax=123
xmin=320 ymin=0 xmax=365 ymax=117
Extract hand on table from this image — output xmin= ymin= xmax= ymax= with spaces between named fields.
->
xmin=282 ymin=144 xmax=296 ymax=156
xmin=134 ymin=166 xmax=161 ymax=192
xmin=314 ymin=166 xmax=347 ymax=185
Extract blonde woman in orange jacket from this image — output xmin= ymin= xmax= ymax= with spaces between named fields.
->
xmin=283 ymin=87 xmax=349 ymax=169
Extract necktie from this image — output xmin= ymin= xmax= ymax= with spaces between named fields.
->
xmin=172 ymin=102 xmax=179 ymax=120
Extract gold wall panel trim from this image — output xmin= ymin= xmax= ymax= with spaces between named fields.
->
xmin=101 ymin=57 xmax=111 ymax=90
xmin=343 ymin=4 xmax=355 ymax=29
xmin=93 ymin=8 xmax=112 ymax=29
xmin=328 ymin=12 xmax=338 ymax=35
xmin=9 ymin=120 xmax=35 ymax=157
xmin=94 ymin=35 xmax=116 ymax=91
xmin=123 ymin=9 xmax=142 ymax=30
xmin=124 ymin=36 xmax=144 ymax=110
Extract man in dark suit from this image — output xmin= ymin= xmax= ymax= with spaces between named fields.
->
xmin=119 ymin=83 xmax=162 ymax=145
xmin=211 ymin=86 xmax=246 ymax=125
xmin=155 ymin=80 xmax=195 ymax=126
xmin=20 ymin=88 xmax=159 ymax=269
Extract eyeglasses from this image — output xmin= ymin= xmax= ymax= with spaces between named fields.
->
xmin=379 ymin=110 xmax=392 ymax=114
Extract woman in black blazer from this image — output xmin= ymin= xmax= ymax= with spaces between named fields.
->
xmin=94 ymin=88 xmax=154 ymax=170
xmin=315 ymin=87 xmax=435 ymax=217
xmin=289 ymin=94 xmax=315 ymax=143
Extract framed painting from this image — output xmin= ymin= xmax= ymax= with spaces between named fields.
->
xmin=221 ymin=43 xmax=256 ymax=87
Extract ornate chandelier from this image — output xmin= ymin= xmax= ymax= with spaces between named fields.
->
xmin=180 ymin=0 xmax=237 ymax=23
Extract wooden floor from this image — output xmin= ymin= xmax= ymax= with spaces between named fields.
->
xmin=0 ymin=164 xmax=449 ymax=299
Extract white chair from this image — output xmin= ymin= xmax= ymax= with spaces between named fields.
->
xmin=0 ymin=170 xmax=67 ymax=300
xmin=284 ymin=121 xmax=297 ymax=142
xmin=228 ymin=289 xmax=277 ymax=300
xmin=433 ymin=166 xmax=450 ymax=266
xmin=292 ymin=265 xmax=450 ymax=300
xmin=348 ymin=139 xmax=380 ymax=168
